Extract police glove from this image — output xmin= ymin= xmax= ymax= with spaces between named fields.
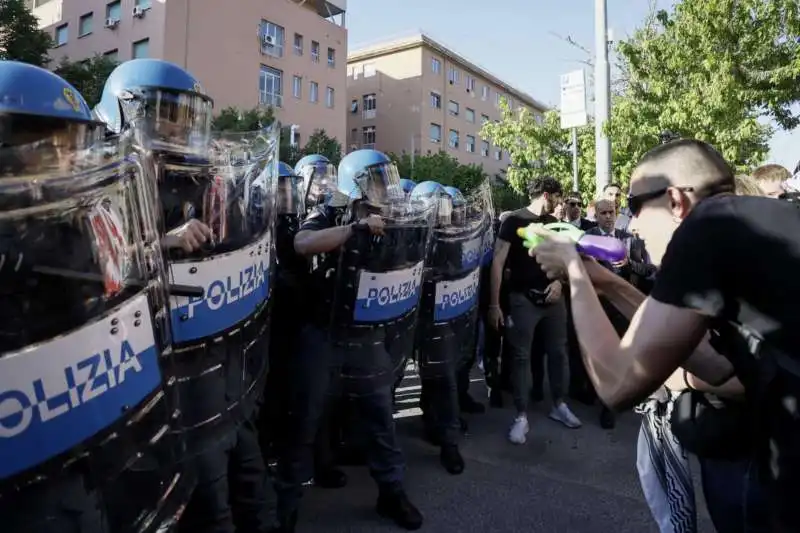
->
xmin=356 ymin=214 xmax=385 ymax=236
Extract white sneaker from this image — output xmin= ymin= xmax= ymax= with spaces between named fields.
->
xmin=549 ymin=402 xmax=582 ymax=429
xmin=508 ymin=415 xmax=529 ymax=444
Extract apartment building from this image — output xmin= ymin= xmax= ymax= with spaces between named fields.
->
xmin=346 ymin=33 xmax=548 ymax=177
xmin=27 ymin=0 xmax=348 ymax=146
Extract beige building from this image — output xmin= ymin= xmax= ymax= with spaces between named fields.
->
xmin=346 ymin=33 xmax=548 ymax=178
xmin=27 ymin=0 xmax=349 ymax=146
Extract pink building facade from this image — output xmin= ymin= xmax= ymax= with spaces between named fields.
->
xmin=29 ymin=0 xmax=348 ymax=147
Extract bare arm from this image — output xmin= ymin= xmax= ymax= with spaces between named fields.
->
xmin=294 ymin=224 xmax=354 ymax=256
xmin=490 ymin=239 xmax=510 ymax=307
xmin=566 ymin=258 xmax=735 ymax=411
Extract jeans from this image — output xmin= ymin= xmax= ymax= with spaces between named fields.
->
xmin=699 ymin=457 xmax=769 ymax=533
xmin=179 ymin=420 xmax=268 ymax=533
xmin=506 ymin=292 xmax=567 ymax=413
xmin=275 ymin=325 xmax=405 ymax=521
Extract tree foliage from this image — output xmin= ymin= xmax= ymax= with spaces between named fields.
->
xmin=210 ymin=107 xmax=342 ymax=167
xmin=0 ymin=0 xmax=52 ymax=67
xmin=483 ymin=0 xmax=800 ymax=199
xmin=54 ymin=55 xmax=118 ymax=107
xmin=481 ymin=103 xmax=598 ymax=205
xmin=388 ymin=151 xmax=487 ymax=194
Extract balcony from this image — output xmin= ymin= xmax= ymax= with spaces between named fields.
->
xmin=362 ymin=109 xmax=376 ymax=120
xmin=294 ymin=0 xmax=346 ymax=25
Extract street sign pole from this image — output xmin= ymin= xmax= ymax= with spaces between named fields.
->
xmin=560 ymin=70 xmax=587 ymax=195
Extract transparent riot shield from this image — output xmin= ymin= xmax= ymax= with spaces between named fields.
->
xmin=328 ymin=197 xmax=437 ymax=396
xmin=0 ymin=136 xmax=192 ymax=532
xmin=147 ymin=125 xmax=278 ymax=455
xmin=416 ymin=182 xmax=494 ymax=380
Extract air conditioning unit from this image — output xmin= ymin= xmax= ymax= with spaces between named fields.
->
xmin=133 ymin=6 xmax=145 ymax=18
xmin=105 ymin=18 xmax=119 ymax=28
xmin=263 ymin=35 xmax=275 ymax=46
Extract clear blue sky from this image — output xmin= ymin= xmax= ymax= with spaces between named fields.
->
xmin=345 ymin=0 xmax=797 ymax=171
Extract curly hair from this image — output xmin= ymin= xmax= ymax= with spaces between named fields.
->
xmin=526 ymin=176 xmax=563 ymax=200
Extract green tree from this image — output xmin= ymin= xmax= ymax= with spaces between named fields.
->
xmin=491 ymin=181 xmax=527 ymax=212
xmin=481 ymin=103 xmax=599 ymax=205
xmin=387 ymin=151 xmax=487 ymax=193
xmin=211 ymin=106 xmax=275 ymax=132
xmin=302 ymin=129 xmax=342 ymax=166
xmin=0 ymin=0 xmax=52 ymax=67
xmin=54 ymin=54 xmax=118 ymax=107
xmin=610 ymin=0 xmax=799 ymax=178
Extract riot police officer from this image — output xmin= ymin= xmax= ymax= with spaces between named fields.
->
xmin=94 ymin=58 xmax=274 ymax=533
xmin=0 ymin=61 xmax=193 ymax=532
xmin=400 ymin=178 xmax=417 ymax=199
xmin=295 ymin=154 xmax=338 ymax=209
xmin=272 ymin=149 xmax=427 ymax=532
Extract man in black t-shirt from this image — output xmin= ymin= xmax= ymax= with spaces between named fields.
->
xmin=532 ymin=139 xmax=800 ymax=532
xmin=489 ymin=177 xmax=582 ymax=445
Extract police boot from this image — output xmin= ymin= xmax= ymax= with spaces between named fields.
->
xmin=440 ymin=444 xmax=465 ymax=475
xmin=268 ymin=510 xmax=297 ymax=533
xmin=376 ymin=488 xmax=423 ymax=531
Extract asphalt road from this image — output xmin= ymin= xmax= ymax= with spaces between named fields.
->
xmin=290 ymin=368 xmax=716 ymax=533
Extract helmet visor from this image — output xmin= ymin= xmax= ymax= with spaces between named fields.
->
xmin=0 ymin=114 xmax=104 ymax=176
xmin=123 ymin=88 xmax=212 ymax=155
xmin=352 ymin=161 xmax=403 ymax=205
xmin=303 ymin=161 xmax=337 ymax=206
xmin=277 ymin=175 xmax=304 ymax=215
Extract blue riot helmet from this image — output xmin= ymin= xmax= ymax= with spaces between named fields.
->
xmin=399 ymin=178 xmax=417 ymax=198
xmin=337 ymin=149 xmax=403 ymax=206
xmin=0 ymin=61 xmax=103 ymax=173
xmin=410 ymin=180 xmax=452 ymax=227
xmin=277 ymin=160 xmax=304 ymax=215
xmin=94 ymin=58 xmax=213 ymax=154
xmin=295 ymin=153 xmax=337 ymax=208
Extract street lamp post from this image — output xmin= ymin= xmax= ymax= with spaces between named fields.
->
xmin=594 ymin=0 xmax=611 ymax=197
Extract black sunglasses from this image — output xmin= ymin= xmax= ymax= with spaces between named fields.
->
xmin=566 ymin=200 xmax=581 ymax=207
xmin=627 ymin=186 xmax=695 ymax=216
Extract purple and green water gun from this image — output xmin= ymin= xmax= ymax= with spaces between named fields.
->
xmin=517 ymin=222 xmax=627 ymax=263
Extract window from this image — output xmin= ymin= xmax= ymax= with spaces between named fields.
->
xmin=134 ymin=0 xmax=151 ymax=8
xmin=327 ymin=47 xmax=335 ymax=67
xmin=103 ymin=49 xmax=119 ymax=61
xmin=431 ymin=58 xmax=441 ymax=74
xmin=132 ymin=38 xmax=149 ymax=58
xmin=494 ymin=148 xmax=502 ymax=160
xmin=325 ymin=86 xmax=334 ymax=108
xmin=293 ymin=33 xmax=303 ymax=56
xmin=106 ymin=1 xmax=121 ymax=22
xmin=448 ymin=129 xmax=459 ymax=149
xmin=260 ymin=20 xmax=285 ymax=58
xmin=448 ymin=67 xmax=459 ymax=85
xmin=481 ymin=114 xmax=490 ymax=125
xmin=292 ymin=75 xmax=302 ymax=98
xmin=78 ymin=13 xmax=93 ymax=37
xmin=350 ymin=99 xmax=358 ymax=113
xmin=534 ymin=113 xmax=543 ymax=124
xmin=363 ymin=126 xmax=376 ymax=147
xmin=465 ymin=76 xmax=476 ymax=93
xmin=465 ymin=108 xmax=475 ymax=123
xmin=350 ymin=128 xmax=358 ymax=143
xmin=448 ymin=100 xmax=459 ymax=116
xmin=481 ymin=85 xmax=489 ymax=101
xmin=259 ymin=65 xmax=283 ymax=107
xmin=481 ymin=140 xmax=489 ymax=157
xmin=363 ymin=63 xmax=376 ymax=77
xmin=430 ymin=92 xmax=441 ymax=109
xmin=55 ymin=23 xmax=68 ymax=46
xmin=309 ymin=81 xmax=318 ymax=103
xmin=362 ymin=93 xmax=376 ymax=119
xmin=496 ymin=92 xmax=504 ymax=107
xmin=466 ymin=135 xmax=475 ymax=153
xmin=429 ymin=123 xmax=442 ymax=143
xmin=311 ymin=41 xmax=320 ymax=63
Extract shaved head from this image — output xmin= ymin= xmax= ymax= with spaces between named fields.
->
xmin=630 ymin=139 xmax=735 ymax=199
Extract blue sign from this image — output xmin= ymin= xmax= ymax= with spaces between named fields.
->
xmin=0 ymin=296 xmax=161 ymax=479
xmin=353 ymin=261 xmax=424 ymax=323
xmin=433 ymin=268 xmax=481 ymax=322
xmin=170 ymin=240 xmax=271 ymax=343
